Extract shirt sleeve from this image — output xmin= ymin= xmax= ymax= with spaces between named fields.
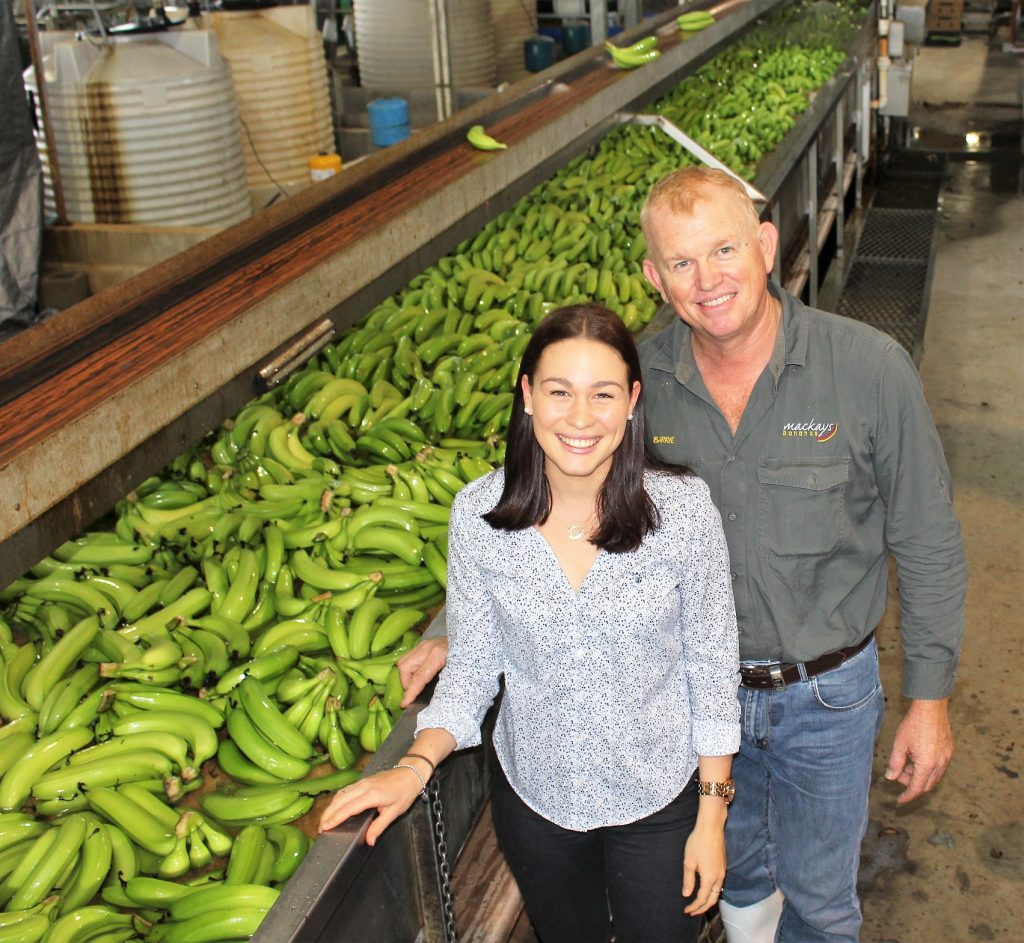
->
xmin=414 ymin=489 xmax=503 ymax=749
xmin=874 ymin=343 xmax=967 ymax=699
xmin=678 ymin=484 xmax=741 ymax=757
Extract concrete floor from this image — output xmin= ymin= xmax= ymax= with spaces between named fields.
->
xmin=859 ymin=28 xmax=1024 ymax=943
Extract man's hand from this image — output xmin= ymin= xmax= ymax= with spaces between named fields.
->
xmin=885 ymin=698 xmax=953 ymax=803
xmin=397 ymin=637 xmax=449 ymax=708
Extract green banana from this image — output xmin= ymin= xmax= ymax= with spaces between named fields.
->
xmin=199 ymin=787 xmax=304 ymax=826
xmin=42 ymin=906 xmax=132 ymax=943
xmin=85 ymin=787 xmax=176 ymax=856
xmin=288 ymin=549 xmax=367 ymax=593
xmin=6 ymin=813 xmax=88 ymax=909
xmin=371 ymin=607 xmax=427 ymax=655
xmin=157 ymin=906 xmax=273 ymax=943
xmin=0 ymin=733 xmax=35 ymax=780
xmin=0 ymin=812 xmax=46 ymax=852
xmin=111 ymin=710 xmax=219 ymax=767
xmin=225 ymin=703 xmax=311 ymax=781
xmin=216 ymin=739 xmax=287 ymax=787
xmin=250 ymin=617 xmax=329 ymax=658
xmin=224 ymin=824 xmax=265 ymax=886
xmin=0 ymin=726 xmax=93 ymax=811
xmin=213 ymin=643 xmax=300 ymax=696
xmin=677 ymin=9 xmax=716 ymax=30
xmin=108 ymin=683 xmax=224 ymax=728
xmin=59 ymin=819 xmax=113 ymax=911
xmin=32 ymin=749 xmax=175 ymax=801
xmin=0 ymin=913 xmax=50 ymax=942
xmin=159 ymin=835 xmax=191 ymax=879
xmin=265 ymin=824 xmax=311 ymax=884
xmin=467 ymin=124 xmax=508 ymax=151
xmin=123 ymin=875 xmax=196 ymax=907
xmin=351 ymin=526 xmax=425 ymax=568
xmin=345 ymin=597 xmax=392 ymax=661
xmin=117 ymin=587 xmax=212 ymax=643
xmin=37 ymin=663 xmax=100 ymax=736
xmin=235 ymin=678 xmax=313 ymax=760
xmin=18 ymin=577 xmax=116 ymax=628
xmin=104 ymin=823 xmax=139 ymax=885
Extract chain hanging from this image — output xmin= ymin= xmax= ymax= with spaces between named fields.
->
xmin=427 ymin=779 xmax=458 ymax=942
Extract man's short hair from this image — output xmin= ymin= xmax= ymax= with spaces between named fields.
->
xmin=641 ymin=167 xmax=761 ymax=249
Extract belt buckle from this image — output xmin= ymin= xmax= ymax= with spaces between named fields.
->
xmin=769 ymin=665 xmax=787 ymax=691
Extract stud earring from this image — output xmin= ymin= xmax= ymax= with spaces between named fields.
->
xmin=524 ymin=407 xmax=533 ymax=416
xmin=627 ymin=413 xmax=634 ymax=420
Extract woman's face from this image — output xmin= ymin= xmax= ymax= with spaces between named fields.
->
xmin=522 ymin=338 xmax=641 ymax=490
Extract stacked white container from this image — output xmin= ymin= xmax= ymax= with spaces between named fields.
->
xmin=25 ymin=29 xmax=251 ymax=227
xmin=353 ymin=0 xmax=497 ymax=93
xmin=202 ymin=5 xmax=335 ymax=207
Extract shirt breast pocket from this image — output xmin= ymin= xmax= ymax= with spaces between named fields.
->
xmin=757 ymin=458 xmax=850 ymax=557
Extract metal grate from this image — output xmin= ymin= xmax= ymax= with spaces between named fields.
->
xmin=835 ymin=152 xmax=947 ymax=359
xmin=870 ymin=175 xmax=944 ymax=210
xmin=837 ymin=259 xmax=930 ymax=353
xmin=855 ymin=209 xmax=936 ymax=260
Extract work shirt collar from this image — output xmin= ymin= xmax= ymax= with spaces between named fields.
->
xmin=649 ymin=282 xmax=809 ymax=392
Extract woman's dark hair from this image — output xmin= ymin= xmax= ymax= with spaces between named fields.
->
xmin=483 ymin=303 xmax=683 ymax=553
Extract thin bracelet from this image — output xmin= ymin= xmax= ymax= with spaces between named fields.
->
xmin=402 ymin=752 xmax=436 ymax=774
xmin=394 ymin=763 xmax=429 ymax=801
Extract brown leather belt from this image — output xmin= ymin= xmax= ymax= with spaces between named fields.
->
xmin=739 ymin=632 xmax=874 ymax=691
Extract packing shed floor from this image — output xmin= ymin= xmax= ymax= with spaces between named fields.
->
xmin=858 ymin=27 xmax=1024 ymax=943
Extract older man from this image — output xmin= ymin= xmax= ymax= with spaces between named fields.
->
xmin=637 ymin=166 xmax=965 ymax=942
xmin=399 ymin=166 xmax=966 ymax=942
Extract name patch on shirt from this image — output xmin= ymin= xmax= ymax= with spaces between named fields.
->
xmin=782 ymin=420 xmax=838 ymax=442
xmin=651 ymin=435 xmax=676 ymax=444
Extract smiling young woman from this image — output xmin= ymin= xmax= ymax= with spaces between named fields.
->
xmin=320 ymin=304 xmax=740 ymax=943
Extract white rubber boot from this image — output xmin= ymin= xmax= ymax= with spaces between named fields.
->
xmin=719 ymin=889 xmax=785 ymax=943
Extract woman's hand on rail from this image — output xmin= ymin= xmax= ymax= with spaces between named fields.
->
xmin=318 ymin=769 xmax=425 ymax=845
xmin=397 ymin=636 xmax=449 ymax=707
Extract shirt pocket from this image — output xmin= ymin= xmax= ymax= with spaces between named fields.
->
xmin=757 ymin=458 xmax=850 ymax=557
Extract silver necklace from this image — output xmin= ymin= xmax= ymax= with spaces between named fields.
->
xmin=567 ymin=524 xmax=585 ymax=541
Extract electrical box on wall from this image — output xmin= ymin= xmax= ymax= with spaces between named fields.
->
xmin=880 ymin=59 xmax=913 ymax=116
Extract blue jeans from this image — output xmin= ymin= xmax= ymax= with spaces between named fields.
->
xmin=722 ymin=638 xmax=884 ymax=942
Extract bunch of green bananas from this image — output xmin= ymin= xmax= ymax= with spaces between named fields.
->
xmin=676 ymin=9 xmax=716 ymax=31
xmin=605 ymin=36 xmax=661 ymax=69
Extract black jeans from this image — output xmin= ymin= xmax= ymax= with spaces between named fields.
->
xmin=490 ymin=763 xmax=702 ymax=943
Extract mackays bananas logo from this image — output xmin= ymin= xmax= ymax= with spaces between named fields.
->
xmin=782 ymin=419 xmax=838 ymax=442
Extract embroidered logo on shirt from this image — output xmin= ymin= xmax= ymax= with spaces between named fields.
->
xmin=651 ymin=435 xmax=675 ymax=444
xmin=782 ymin=420 xmax=838 ymax=442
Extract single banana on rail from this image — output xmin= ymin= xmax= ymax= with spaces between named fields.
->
xmin=467 ymin=124 xmax=508 ymax=151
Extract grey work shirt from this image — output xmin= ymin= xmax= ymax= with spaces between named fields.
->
xmin=640 ymin=284 xmax=966 ymax=700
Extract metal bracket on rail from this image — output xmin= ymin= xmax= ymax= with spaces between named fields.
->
xmin=256 ymin=318 xmax=336 ymax=392
xmin=619 ymin=112 xmax=769 ymax=207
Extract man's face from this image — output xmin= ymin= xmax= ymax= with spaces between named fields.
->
xmin=642 ymin=189 xmax=778 ymax=347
